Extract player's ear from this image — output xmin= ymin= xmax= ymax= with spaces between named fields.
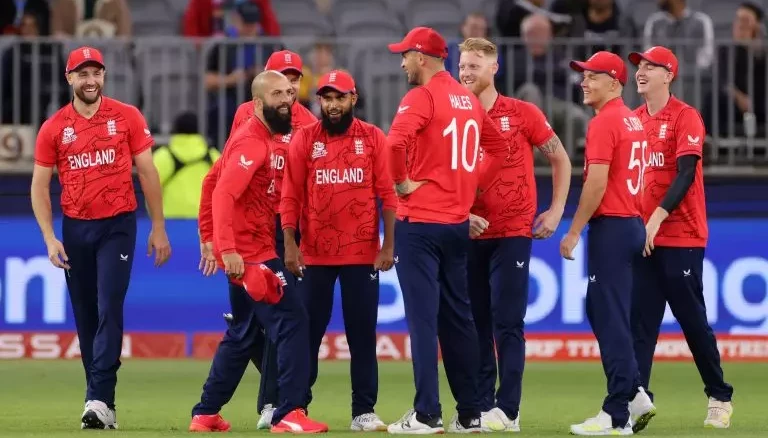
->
xmin=351 ymin=93 xmax=358 ymax=106
xmin=65 ymin=72 xmax=74 ymax=86
xmin=491 ymin=61 xmax=499 ymax=76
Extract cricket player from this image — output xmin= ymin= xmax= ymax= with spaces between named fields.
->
xmin=560 ymin=51 xmax=646 ymax=436
xmin=457 ymin=37 xmax=573 ymax=432
xmin=189 ymin=71 xmax=327 ymax=434
xmin=280 ymin=69 xmax=396 ymax=431
xmin=199 ymin=49 xmax=318 ymax=429
xmin=30 ymin=46 xmax=171 ymax=429
xmin=627 ymin=46 xmax=733 ymax=431
xmin=385 ymin=27 xmax=510 ymax=434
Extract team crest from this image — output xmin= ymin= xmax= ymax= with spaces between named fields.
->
xmin=312 ymin=141 xmax=327 ymax=160
xmin=354 ymin=138 xmax=364 ymax=155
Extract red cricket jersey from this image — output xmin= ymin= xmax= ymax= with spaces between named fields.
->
xmin=198 ymin=160 xmax=219 ymax=243
xmin=635 ymin=96 xmax=707 ymax=247
xmin=584 ymin=97 xmax=644 ymax=219
xmin=211 ymin=118 xmax=278 ymax=264
xmin=387 ymin=71 xmax=509 ymax=224
xmin=280 ymin=119 xmax=397 ymax=265
xmin=34 ymin=97 xmax=154 ymax=220
xmin=472 ymin=95 xmax=554 ymax=239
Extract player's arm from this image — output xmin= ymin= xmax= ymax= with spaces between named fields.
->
xmin=477 ymin=112 xmax=509 ymax=193
xmin=213 ymin=142 xmax=266 ymax=254
xmin=644 ymin=109 xmax=705 ymax=254
xmin=373 ymin=128 xmax=397 ymax=270
xmin=280 ymin=128 xmax=309 ymax=240
xmin=386 ymin=88 xmax=432 ymax=185
xmin=567 ymin=127 xmax=614 ymax=238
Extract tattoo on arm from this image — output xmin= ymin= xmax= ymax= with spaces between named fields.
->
xmin=536 ymin=135 xmax=562 ymax=156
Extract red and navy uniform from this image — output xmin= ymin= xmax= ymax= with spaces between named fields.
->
xmin=34 ymin=96 xmax=152 ymax=409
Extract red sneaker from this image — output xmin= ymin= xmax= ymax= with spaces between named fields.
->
xmin=271 ymin=409 xmax=329 ymax=434
xmin=189 ymin=413 xmax=232 ymax=432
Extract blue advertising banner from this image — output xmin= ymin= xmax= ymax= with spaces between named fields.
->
xmin=0 ymin=217 xmax=766 ymax=335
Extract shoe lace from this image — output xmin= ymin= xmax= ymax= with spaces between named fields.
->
xmin=396 ymin=409 xmax=415 ymax=424
xmin=706 ymin=404 xmax=729 ymax=421
xmin=357 ymin=413 xmax=379 ymax=423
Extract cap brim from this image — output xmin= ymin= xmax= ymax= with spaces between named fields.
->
xmin=388 ymin=42 xmax=410 ymax=54
xmin=278 ymin=66 xmax=303 ymax=75
xmin=569 ymin=60 xmax=589 ymax=73
xmin=67 ymin=60 xmax=105 ymax=73
xmin=628 ymin=52 xmax=646 ymax=66
xmin=317 ymin=84 xmax=355 ymax=95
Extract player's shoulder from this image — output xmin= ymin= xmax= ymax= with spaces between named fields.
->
xmin=103 ymin=96 xmax=142 ymax=116
xmin=668 ymin=96 xmax=701 ymax=118
xmin=632 ymin=103 xmax=648 ymax=118
xmin=295 ymin=119 xmax=322 ymax=138
xmin=40 ymin=105 xmax=71 ymax=133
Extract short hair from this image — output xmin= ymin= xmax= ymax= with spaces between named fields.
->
xmin=458 ymin=37 xmax=498 ymax=57
xmin=740 ymin=2 xmax=765 ymax=21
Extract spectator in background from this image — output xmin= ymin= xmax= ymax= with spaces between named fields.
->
xmin=153 ymin=112 xmax=220 ymax=218
xmin=644 ymin=0 xmax=714 ymax=75
xmin=0 ymin=0 xmax=50 ymax=35
xmin=704 ymin=2 xmax=767 ymax=138
xmin=513 ymin=14 xmax=590 ymax=140
xmin=445 ymin=12 xmax=507 ymax=93
xmin=1 ymin=12 xmax=68 ymax=126
xmin=204 ymin=1 xmax=279 ymax=145
xmin=551 ymin=0 xmax=638 ymax=59
xmin=497 ymin=0 xmax=572 ymax=37
xmin=184 ymin=0 xmax=280 ymax=38
xmin=50 ymin=0 xmax=132 ymax=37
xmin=298 ymin=42 xmax=336 ymax=114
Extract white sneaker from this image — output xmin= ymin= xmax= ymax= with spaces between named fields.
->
xmin=704 ymin=397 xmax=732 ymax=429
xmin=569 ymin=411 xmax=632 ymax=436
xmin=81 ymin=400 xmax=117 ymax=429
xmin=351 ymin=412 xmax=388 ymax=431
xmin=484 ymin=407 xmax=520 ymax=432
xmin=628 ymin=387 xmax=656 ymax=433
xmin=256 ymin=404 xmax=275 ymax=430
xmin=388 ymin=409 xmax=444 ymax=434
xmin=446 ymin=414 xmax=481 ymax=433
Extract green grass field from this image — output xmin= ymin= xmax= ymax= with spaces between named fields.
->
xmin=0 ymin=360 xmax=765 ymax=437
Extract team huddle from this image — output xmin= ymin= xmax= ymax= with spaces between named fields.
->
xmin=31 ymin=25 xmax=734 ymax=435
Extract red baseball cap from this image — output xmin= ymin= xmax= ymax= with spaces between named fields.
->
xmin=265 ymin=50 xmax=303 ymax=75
xmin=66 ymin=46 xmax=105 ymax=73
xmin=388 ymin=26 xmax=448 ymax=59
xmin=629 ymin=46 xmax=679 ymax=79
xmin=231 ymin=264 xmax=285 ymax=305
xmin=569 ymin=51 xmax=628 ymax=85
xmin=316 ymin=70 xmax=356 ymax=94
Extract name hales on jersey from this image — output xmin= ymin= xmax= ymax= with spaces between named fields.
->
xmin=67 ymin=148 xmax=116 ymax=170
xmin=315 ymin=168 xmax=364 ymax=185
xmin=448 ymin=94 xmax=473 ymax=111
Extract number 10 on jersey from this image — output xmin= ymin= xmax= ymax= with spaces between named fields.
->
xmin=443 ymin=117 xmax=480 ymax=172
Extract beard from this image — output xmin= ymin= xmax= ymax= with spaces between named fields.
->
xmin=74 ymin=86 xmax=101 ymax=105
xmin=263 ymin=103 xmax=292 ymax=134
xmin=658 ymin=0 xmax=671 ymax=12
xmin=321 ymin=106 xmax=354 ymax=135
xmin=407 ymin=68 xmax=422 ymax=86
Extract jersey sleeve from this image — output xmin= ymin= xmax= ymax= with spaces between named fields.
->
xmin=280 ymin=127 xmax=309 ymax=230
xmin=522 ymin=102 xmax=555 ymax=147
xmin=34 ymin=119 xmax=57 ymax=167
xmin=386 ymin=87 xmax=433 ymax=183
xmin=231 ymin=102 xmax=251 ymax=134
xmin=212 ymin=140 xmax=268 ymax=254
xmin=585 ymin=119 xmax=616 ymax=165
xmin=674 ymin=108 xmax=705 ymax=158
xmin=372 ymin=127 xmax=397 ymax=211
xmin=477 ymin=112 xmax=510 ymax=191
xmin=198 ymin=159 xmax=221 ymax=243
xmin=126 ymin=105 xmax=154 ymax=156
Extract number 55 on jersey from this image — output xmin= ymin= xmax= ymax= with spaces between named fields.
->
xmin=386 ymin=71 xmax=508 ymax=224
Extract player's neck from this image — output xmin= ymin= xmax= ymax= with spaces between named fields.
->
xmin=477 ymin=85 xmax=498 ymax=111
xmin=644 ymin=89 xmax=671 ymax=117
xmin=72 ymin=96 xmax=102 ymax=119
xmin=592 ymin=93 xmax=620 ymax=114
xmin=420 ymin=67 xmax=442 ymax=85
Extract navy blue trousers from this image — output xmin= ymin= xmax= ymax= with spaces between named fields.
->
xmin=586 ymin=216 xmax=645 ymax=428
xmin=62 ymin=211 xmax=137 ymax=409
xmin=300 ymin=264 xmax=380 ymax=417
xmin=192 ymin=258 xmax=310 ymax=425
xmin=632 ymin=247 xmax=733 ymax=402
xmin=395 ymin=219 xmax=480 ymax=419
xmin=468 ymin=236 xmax=532 ymax=420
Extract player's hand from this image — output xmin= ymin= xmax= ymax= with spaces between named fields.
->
xmin=284 ymin=240 xmax=305 ymax=278
xmin=560 ymin=231 xmax=580 ymax=260
xmin=222 ymin=252 xmax=245 ymax=278
xmin=394 ymin=178 xmax=426 ymax=197
xmin=644 ymin=219 xmax=662 ymax=257
xmin=199 ymin=241 xmax=218 ymax=276
xmin=45 ymin=236 xmax=70 ymax=269
xmin=374 ymin=245 xmax=395 ymax=271
xmin=148 ymin=225 xmax=171 ymax=267
xmin=469 ymin=214 xmax=489 ymax=238
xmin=533 ymin=208 xmax=564 ymax=239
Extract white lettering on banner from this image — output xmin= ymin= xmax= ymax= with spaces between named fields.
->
xmin=3 ymin=257 xmax=67 ymax=324
xmin=0 ymin=333 xmax=132 ymax=359
xmin=723 ymin=257 xmax=768 ymax=334
xmin=315 ymin=168 xmax=364 ymax=185
xmin=67 ymin=148 xmax=116 ymax=170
